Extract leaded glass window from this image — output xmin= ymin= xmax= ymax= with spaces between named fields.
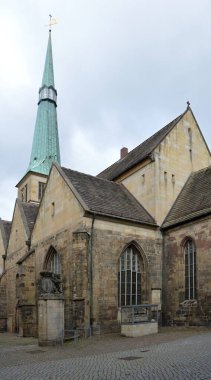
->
xmin=118 ymin=247 xmax=141 ymax=306
xmin=45 ymin=246 xmax=61 ymax=274
xmin=185 ymin=239 xmax=196 ymax=299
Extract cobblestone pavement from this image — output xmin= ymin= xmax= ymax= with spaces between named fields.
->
xmin=0 ymin=328 xmax=211 ymax=379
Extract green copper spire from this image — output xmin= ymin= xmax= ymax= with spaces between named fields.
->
xmin=27 ymin=31 xmax=60 ymax=175
xmin=41 ymin=31 xmax=55 ymax=87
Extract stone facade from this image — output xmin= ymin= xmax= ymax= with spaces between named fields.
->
xmin=121 ymin=111 xmax=211 ymax=224
xmin=1 ymin=107 xmax=211 ymax=339
xmin=0 ymin=278 xmax=7 ymax=331
xmin=5 ymin=201 xmax=29 ymax=332
xmin=27 ymin=165 xmax=161 ymax=332
xmin=163 ymin=215 xmax=211 ymax=325
xmin=16 ymin=251 xmax=37 ymax=337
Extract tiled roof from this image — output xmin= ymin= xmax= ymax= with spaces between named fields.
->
xmin=21 ymin=202 xmax=39 ymax=233
xmin=61 ymin=167 xmax=156 ymax=226
xmin=0 ymin=220 xmax=11 ymax=249
xmin=97 ymin=112 xmax=186 ymax=180
xmin=2 ymin=220 xmax=11 ymax=243
xmin=162 ymin=166 xmax=211 ymax=228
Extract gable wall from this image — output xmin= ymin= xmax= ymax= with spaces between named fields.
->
xmin=121 ymin=111 xmax=211 ymax=224
xmin=31 ymin=166 xmax=84 ymax=244
xmin=163 ymin=216 xmax=211 ymax=324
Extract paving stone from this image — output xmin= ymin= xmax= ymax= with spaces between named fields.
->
xmin=0 ymin=328 xmax=211 ymax=379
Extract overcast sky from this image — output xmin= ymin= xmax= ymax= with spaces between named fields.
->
xmin=1 ymin=0 xmax=211 ymax=220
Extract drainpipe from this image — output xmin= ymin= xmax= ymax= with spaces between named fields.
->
xmin=2 ymin=255 xmax=6 ymax=272
xmin=161 ymin=228 xmax=165 ymax=326
xmin=89 ymin=213 xmax=96 ymax=329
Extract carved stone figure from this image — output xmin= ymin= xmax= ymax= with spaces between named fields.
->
xmin=38 ymin=271 xmax=62 ymax=295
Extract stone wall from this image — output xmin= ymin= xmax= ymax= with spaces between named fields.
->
xmin=0 ymin=274 xmax=7 ymax=331
xmin=26 ymin=165 xmax=162 ymax=334
xmin=86 ymin=217 xmax=162 ymax=331
xmin=0 ymin=230 xmax=6 ymax=275
xmin=163 ymin=215 xmax=211 ymax=324
xmin=4 ymin=203 xmax=28 ymax=332
xmin=16 ymin=252 xmax=37 ymax=337
xmin=31 ymin=165 xmax=87 ymax=332
xmin=17 ymin=172 xmax=47 ymax=203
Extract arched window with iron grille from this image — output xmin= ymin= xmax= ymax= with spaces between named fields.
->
xmin=184 ymin=239 xmax=196 ymax=300
xmin=118 ymin=246 xmax=142 ymax=306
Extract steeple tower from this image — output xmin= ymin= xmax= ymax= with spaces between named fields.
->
xmin=16 ymin=30 xmax=60 ymax=204
xmin=28 ymin=30 xmax=60 ymax=175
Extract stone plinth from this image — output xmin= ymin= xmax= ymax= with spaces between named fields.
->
xmin=38 ymin=295 xmax=64 ymax=346
xmin=121 ymin=322 xmax=158 ymax=337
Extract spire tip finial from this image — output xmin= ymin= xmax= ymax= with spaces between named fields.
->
xmin=187 ymin=101 xmax=191 ymax=109
xmin=46 ymin=15 xmax=57 ymax=32
xmin=49 ymin=14 xmax=52 ymax=32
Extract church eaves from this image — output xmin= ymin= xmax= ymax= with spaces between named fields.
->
xmin=27 ymin=31 xmax=60 ymax=175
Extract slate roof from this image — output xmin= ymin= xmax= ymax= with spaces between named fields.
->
xmin=0 ymin=220 xmax=11 ymax=249
xmin=162 ymin=166 xmax=211 ymax=229
xmin=2 ymin=220 xmax=11 ymax=242
xmin=21 ymin=202 xmax=39 ymax=233
xmin=97 ymin=111 xmax=186 ymax=180
xmin=61 ymin=166 xmax=156 ymax=226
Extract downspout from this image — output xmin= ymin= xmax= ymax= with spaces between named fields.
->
xmin=2 ymin=255 xmax=6 ymax=272
xmin=161 ymin=227 xmax=165 ymax=326
xmin=89 ymin=213 xmax=96 ymax=329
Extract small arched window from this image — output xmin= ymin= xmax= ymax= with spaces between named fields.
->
xmin=184 ymin=239 xmax=196 ymax=299
xmin=44 ymin=246 xmax=61 ymax=274
xmin=118 ymin=246 xmax=141 ymax=306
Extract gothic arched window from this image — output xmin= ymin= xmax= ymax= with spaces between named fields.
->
xmin=44 ymin=246 xmax=61 ymax=274
xmin=118 ymin=246 xmax=141 ymax=306
xmin=184 ymin=239 xmax=196 ymax=299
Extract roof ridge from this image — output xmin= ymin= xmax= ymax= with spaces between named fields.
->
xmin=62 ymin=166 xmax=120 ymax=185
xmin=98 ymin=109 xmax=187 ymax=180
xmin=130 ymin=111 xmax=186 ymax=153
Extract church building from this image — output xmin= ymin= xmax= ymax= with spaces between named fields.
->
xmin=1 ymin=29 xmax=211 ymax=337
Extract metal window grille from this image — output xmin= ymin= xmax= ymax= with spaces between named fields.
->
xmin=118 ymin=247 xmax=141 ymax=306
xmin=185 ymin=240 xmax=196 ymax=299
